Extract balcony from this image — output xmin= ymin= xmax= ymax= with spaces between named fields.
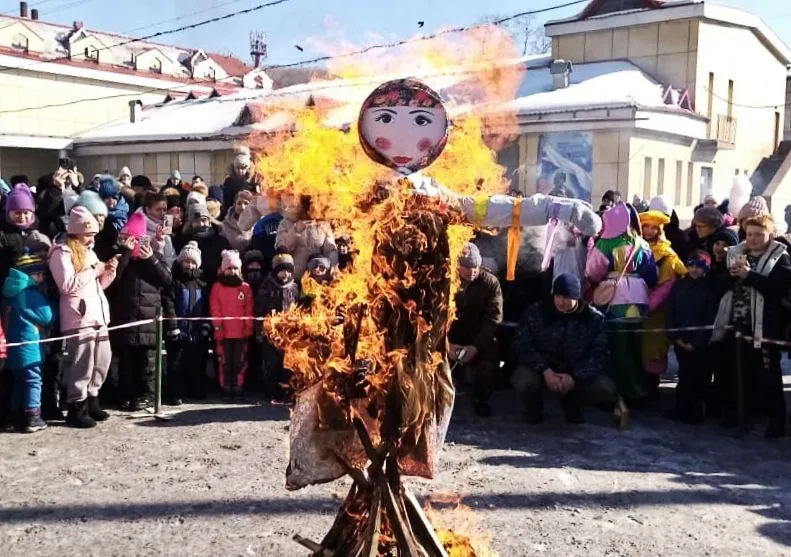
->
xmin=698 ymin=114 xmax=737 ymax=153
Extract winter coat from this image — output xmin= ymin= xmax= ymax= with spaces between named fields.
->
xmin=448 ymin=269 xmax=503 ymax=353
xmin=48 ymin=242 xmax=115 ymax=332
xmin=666 ymin=276 xmax=718 ymax=350
xmin=161 ymin=266 xmax=209 ymax=342
xmin=108 ymin=197 xmax=130 ymax=232
xmin=0 ymin=219 xmax=51 ymax=287
xmin=275 ymin=218 xmax=338 ymax=280
xmin=513 ymin=298 xmax=609 ymax=382
xmin=110 ymin=251 xmax=172 ymax=346
xmin=174 ymin=225 xmax=231 ymax=285
xmin=35 ymin=186 xmax=65 ymax=238
xmin=209 ymin=281 xmax=254 ymax=340
xmin=664 ymin=211 xmax=690 ymax=261
xmin=221 ymin=173 xmax=260 ymax=214
xmin=254 ymin=275 xmax=299 ymax=317
xmin=2 ymin=269 xmax=55 ymax=370
xmin=220 ymin=210 xmax=252 ymax=253
xmin=646 ymin=238 xmax=686 ymax=313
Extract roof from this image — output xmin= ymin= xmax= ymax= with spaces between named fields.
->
xmin=545 ymin=1 xmax=791 ymax=65
xmin=0 ymin=14 xmax=251 ymax=83
xmin=74 ymin=56 xmax=701 ymax=146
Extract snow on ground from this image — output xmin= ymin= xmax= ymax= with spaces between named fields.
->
xmin=1 ymin=377 xmax=790 ymax=557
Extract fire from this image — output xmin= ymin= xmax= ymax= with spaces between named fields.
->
xmin=425 ymin=495 xmax=498 ymax=557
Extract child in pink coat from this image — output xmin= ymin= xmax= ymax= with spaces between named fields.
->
xmin=48 ymin=207 xmax=117 ymax=428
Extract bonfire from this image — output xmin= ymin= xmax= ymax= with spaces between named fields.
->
xmin=254 ymin=26 xmax=601 ymax=556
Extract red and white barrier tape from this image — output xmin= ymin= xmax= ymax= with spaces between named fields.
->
xmin=3 ymin=319 xmax=155 ymax=348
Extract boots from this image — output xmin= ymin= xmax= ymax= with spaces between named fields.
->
xmin=87 ymin=396 xmax=110 ymax=422
xmin=21 ymin=409 xmax=48 ymax=433
xmin=66 ymin=400 xmax=96 ymax=429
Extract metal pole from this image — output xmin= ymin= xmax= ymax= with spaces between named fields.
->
xmin=154 ymin=311 xmax=163 ymax=415
xmin=734 ymin=325 xmax=745 ymax=434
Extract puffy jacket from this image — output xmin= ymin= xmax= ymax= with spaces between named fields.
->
xmin=254 ymin=274 xmax=299 ymax=317
xmin=48 ymin=243 xmax=115 ymax=332
xmin=162 ymin=265 xmax=209 ymax=342
xmin=2 ymin=269 xmax=55 ymax=369
xmin=220 ymin=210 xmax=252 ymax=253
xmin=209 ymin=281 xmax=253 ymax=340
xmin=0 ymin=219 xmax=51 ymax=287
xmin=448 ymin=269 xmax=503 ymax=352
xmin=275 ymin=218 xmax=338 ymax=280
xmin=110 ymin=251 xmax=172 ymax=346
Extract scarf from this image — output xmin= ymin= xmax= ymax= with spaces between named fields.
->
xmin=218 ymin=274 xmax=243 ymax=287
xmin=648 ymin=237 xmax=686 ymax=285
xmin=712 ymin=240 xmax=787 ymax=346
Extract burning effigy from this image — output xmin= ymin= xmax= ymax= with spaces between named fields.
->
xmin=253 ymin=26 xmax=602 ymax=556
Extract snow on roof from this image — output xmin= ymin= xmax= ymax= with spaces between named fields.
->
xmin=0 ymin=14 xmax=250 ymax=81
xmin=504 ymin=60 xmax=671 ymax=114
xmin=75 ymin=58 xmax=693 ymax=145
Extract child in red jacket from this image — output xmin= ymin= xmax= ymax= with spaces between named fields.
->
xmin=210 ymin=250 xmax=253 ymax=395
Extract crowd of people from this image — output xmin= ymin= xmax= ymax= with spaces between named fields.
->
xmin=0 ymin=154 xmax=789 ymax=439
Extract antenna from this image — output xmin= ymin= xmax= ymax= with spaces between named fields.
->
xmin=249 ymin=31 xmax=268 ymax=68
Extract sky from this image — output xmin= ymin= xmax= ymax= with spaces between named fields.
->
xmin=2 ymin=0 xmax=791 ymax=67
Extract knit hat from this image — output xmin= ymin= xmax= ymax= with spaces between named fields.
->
xmin=234 ymin=147 xmax=251 ymax=171
xmin=307 ymin=255 xmax=331 ymax=271
xmin=186 ymin=190 xmax=207 ymax=206
xmin=121 ymin=211 xmax=147 ymax=238
xmin=686 ymin=250 xmax=711 ymax=272
xmin=243 ymin=249 xmax=264 ymax=268
xmin=14 ymin=251 xmax=46 ymax=275
xmin=119 ymin=166 xmax=132 ymax=179
xmin=272 ymin=253 xmax=294 ymax=274
xmin=552 ymin=273 xmax=582 ymax=300
xmin=67 ymin=206 xmax=100 ymax=235
xmin=693 ymin=206 xmax=725 ymax=229
xmin=601 ymin=203 xmax=630 ymax=239
xmin=235 ymin=189 xmax=254 ymax=204
xmin=207 ymin=185 xmax=224 ymax=204
xmin=161 ymin=187 xmax=182 ymax=209
xmin=190 ymin=203 xmax=210 ymax=221
xmin=5 ymin=184 xmax=35 ymax=213
xmin=170 ymin=170 xmax=181 ymax=182
xmin=98 ymin=175 xmax=121 ymax=200
xmin=76 ymin=190 xmax=109 ymax=217
xmin=638 ymin=210 xmax=670 ymax=228
xmin=177 ymin=241 xmax=202 ymax=268
xmin=458 ymin=242 xmax=482 ymax=269
xmin=738 ymin=196 xmax=769 ymax=221
xmin=710 ymin=227 xmax=739 ymax=247
xmin=648 ymin=195 xmax=673 ymax=216
xmin=220 ymin=249 xmax=242 ymax=272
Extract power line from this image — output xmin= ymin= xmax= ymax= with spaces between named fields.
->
xmin=47 ymin=0 xmax=100 ymax=16
xmin=120 ymin=0 xmax=255 ymax=35
xmin=0 ymin=0 xmax=587 ymax=114
xmin=701 ymin=84 xmax=788 ymax=110
xmin=0 ymin=0 xmax=292 ymax=75
xmin=265 ymin=0 xmax=589 ymax=70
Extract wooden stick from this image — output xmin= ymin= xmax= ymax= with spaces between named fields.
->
xmin=292 ymin=534 xmax=323 ymax=553
xmin=349 ymin=303 xmax=367 ymax=364
xmin=402 ymin=490 xmax=450 ymax=557
xmin=382 ymin=480 xmax=420 ymax=557
xmin=353 ymin=417 xmax=384 ymax=470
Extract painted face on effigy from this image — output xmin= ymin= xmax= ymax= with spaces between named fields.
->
xmin=358 ymin=78 xmax=449 ymax=174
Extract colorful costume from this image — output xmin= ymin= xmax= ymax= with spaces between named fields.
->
xmin=639 ymin=210 xmax=686 ymax=379
xmin=586 ymin=204 xmax=658 ymax=401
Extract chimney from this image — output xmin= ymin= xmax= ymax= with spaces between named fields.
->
xmin=128 ymin=99 xmax=143 ymax=123
xmin=31 ymin=8 xmax=38 ymax=20
xmin=550 ymin=59 xmax=573 ymax=90
xmin=19 ymin=1 xmax=28 ymax=18
xmin=73 ymin=20 xmax=83 ymax=31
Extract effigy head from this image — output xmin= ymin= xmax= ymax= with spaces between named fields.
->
xmin=358 ymin=78 xmax=449 ymax=175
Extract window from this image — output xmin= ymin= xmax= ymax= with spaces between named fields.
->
xmin=657 ymin=159 xmax=666 ymax=195
xmin=84 ymin=45 xmax=99 ymax=61
xmin=10 ymin=32 xmax=28 ymax=52
xmin=706 ymin=72 xmax=714 ymax=137
xmin=686 ymin=162 xmax=694 ymax=206
xmin=727 ymin=80 xmax=734 ymax=119
xmin=774 ymin=111 xmax=781 ymax=151
xmin=204 ymin=66 xmax=216 ymax=81
xmin=643 ymin=157 xmax=653 ymax=201
xmin=700 ymin=167 xmax=713 ymax=202
xmin=149 ymin=57 xmax=162 ymax=73
xmin=675 ymin=161 xmax=683 ymax=206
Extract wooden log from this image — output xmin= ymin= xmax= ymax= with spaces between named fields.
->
xmin=402 ymin=489 xmax=449 ymax=557
xmin=292 ymin=534 xmax=323 ymax=553
xmin=348 ymin=483 xmax=382 ymax=557
xmin=382 ymin=480 xmax=420 ymax=557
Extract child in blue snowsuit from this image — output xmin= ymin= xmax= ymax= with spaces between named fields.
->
xmin=2 ymin=252 xmax=55 ymax=433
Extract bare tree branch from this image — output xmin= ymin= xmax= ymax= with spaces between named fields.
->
xmin=480 ymin=14 xmax=551 ymax=55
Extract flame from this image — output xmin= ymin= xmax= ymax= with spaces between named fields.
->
xmin=425 ymin=495 xmax=498 ymax=557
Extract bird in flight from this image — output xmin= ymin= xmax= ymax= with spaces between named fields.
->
xmin=417 ymin=21 xmax=424 ymax=28
xmin=294 ymin=45 xmax=304 ymax=52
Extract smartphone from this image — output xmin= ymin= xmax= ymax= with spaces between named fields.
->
xmin=138 ymin=235 xmax=150 ymax=248
xmin=162 ymin=214 xmax=174 ymax=235
xmin=58 ymin=157 xmax=75 ymax=170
